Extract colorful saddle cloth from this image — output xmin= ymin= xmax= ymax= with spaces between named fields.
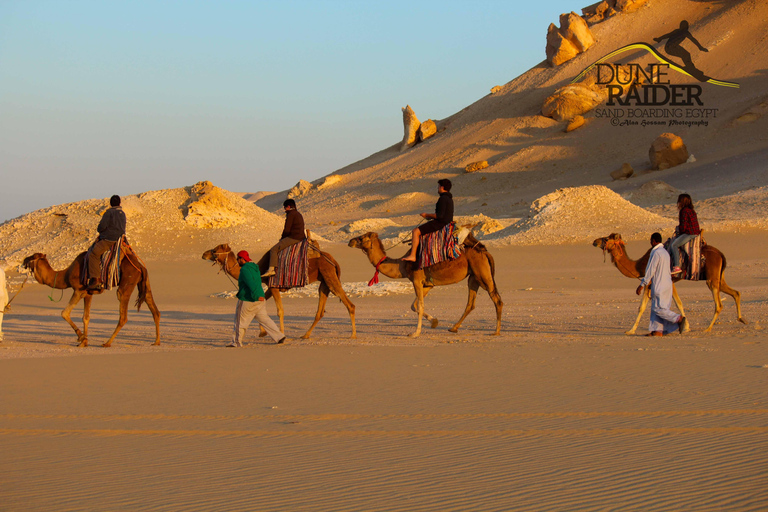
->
xmin=268 ymin=239 xmax=309 ymax=289
xmin=418 ymin=223 xmax=462 ymax=269
xmin=82 ymin=236 xmax=125 ymax=290
xmin=681 ymin=234 xmax=704 ymax=281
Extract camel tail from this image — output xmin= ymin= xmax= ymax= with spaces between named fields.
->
xmin=485 ymin=251 xmax=497 ymax=287
xmin=134 ymin=258 xmax=150 ymax=312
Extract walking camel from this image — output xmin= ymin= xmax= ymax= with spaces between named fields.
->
xmin=22 ymin=249 xmax=161 ymax=347
xmin=202 ymin=242 xmax=356 ymax=339
xmin=348 ymin=232 xmax=503 ymax=337
xmin=593 ymin=233 xmax=746 ymax=333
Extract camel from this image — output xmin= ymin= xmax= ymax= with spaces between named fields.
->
xmin=348 ymin=232 xmax=503 ymax=337
xmin=593 ymin=233 xmax=746 ymax=334
xmin=22 ymin=249 xmax=161 ymax=347
xmin=202 ymin=242 xmax=356 ymax=339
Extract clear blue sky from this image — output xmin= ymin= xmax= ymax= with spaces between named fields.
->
xmin=0 ymin=0 xmax=578 ymax=222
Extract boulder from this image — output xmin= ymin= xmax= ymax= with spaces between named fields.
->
xmin=559 ymin=12 xmax=595 ymax=53
xmin=465 ymin=160 xmax=489 ymax=173
xmin=546 ymin=23 xmax=580 ymax=67
xmin=401 ymin=105 xmax=421 ymax=151
xmin=542 ymin=84 xmax=603 ymax=121
xmin=615 ymin=0 xmax=649 ymax=13
xmin=649 ymin=133 xmax=689 ymax=170
xmin=287 ymin=179 xmax=313 ymax=199
xmin=490 ymin=85 xmax=502 ymax=94
xmin=565 ymin=115 xmax=586 ymax=132
xmin=418 ymin=119 xmax=437 ymax=141
xmin=317 ymin=175 xmax=342 ymax=190
xmin=610 ymin=163 xmax=634 ymax=180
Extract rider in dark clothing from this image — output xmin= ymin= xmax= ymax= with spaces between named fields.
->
xmin=402 ymin=179 xmax=454 ymax=262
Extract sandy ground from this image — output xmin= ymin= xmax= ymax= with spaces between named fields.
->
xmin=1 ymin=233 xmax=767 ymax=511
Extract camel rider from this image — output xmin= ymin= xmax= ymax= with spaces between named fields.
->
xmin=402 ymin=179 xmax=454 ymax=262
xmin=262 ymin=199 xmax=306 ymax=278
xmin=87 ymin=195 xmax=126 ymax=290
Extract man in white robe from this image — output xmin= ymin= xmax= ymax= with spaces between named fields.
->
xmin=636 ymin=233 xmax=688 ymax=336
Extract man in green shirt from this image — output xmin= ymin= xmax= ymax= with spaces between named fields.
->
xmin=227 ymin=250 xmax=286 ymax=347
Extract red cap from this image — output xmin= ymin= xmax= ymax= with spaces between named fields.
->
xmin=236 ymin=250 xmax=251 ymax=262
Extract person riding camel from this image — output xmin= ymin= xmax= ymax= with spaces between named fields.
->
xmin=262 ymin=199 xmax=306 ymax=278
xmin=87 ymin=195 xmax=126 ymax=290
xmin=668 ymin=193 xmax=701 ymax=276
xmin=402 ymin=179 xmax=454 ymax=263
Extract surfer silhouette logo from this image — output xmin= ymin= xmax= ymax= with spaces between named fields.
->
xmin=654 ymin=20 xmax=709 ymax=81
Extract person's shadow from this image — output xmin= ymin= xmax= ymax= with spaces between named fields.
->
xmin=654 ymin=20 xmax=710 ymax=81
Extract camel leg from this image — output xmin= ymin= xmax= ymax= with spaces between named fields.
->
xmin=719 ymin=276 xmax=747 ymax=325
xmin=61 ymin=291 xmax=88 ymax=347
xmin=626 ymin=287 xmax=651 ymax=335
xmin=449 ymin=277 xmax=479 ymax=334
xmin=321 ymin=271 xmax=357 ymax=339
xmin=82 ymin=294 xmax=93 ymax=345
xmin=703 ymin=279 xmax=724 ymax=333
xmin=103 ymin=289 xmax=132 ymax=347
xmin=671 ymin=284 xmax=690 ymax=333
xmin=268 ymin=288 xmax=285 ymax=335
xmin=410 ymin=287 xmax=438 ymax=329
xmin=409 ymin=281 xmax=425 ymax=338
xmin=301 ymin=282 xmax=330 ymax=339
xmin=143 ymin=288 xmax=162 ymax=345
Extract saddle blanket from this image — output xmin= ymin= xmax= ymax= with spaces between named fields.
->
xmin=683 ymin=234 xmax=704 ymax=281
xmin=268 ymin=239 xmax=309 ymax=289
xmin=418 ymin=223 xmax=462 ymax=269
xmin=82 ymin=236 xmax=125 ymax=290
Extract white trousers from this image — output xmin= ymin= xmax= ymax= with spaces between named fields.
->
xmin=233 ymin=299 xmax=284 ymax=345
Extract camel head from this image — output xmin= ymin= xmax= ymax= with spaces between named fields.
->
xmin=348 ymin=232 xmax=379 ymax=251
xmin=202 ymin=244 xmax=232 ymax=264
xmin=592 ymin=233 xmax=623 ymax=252
xmin=22 ymin=253 xmax=47 ymax=273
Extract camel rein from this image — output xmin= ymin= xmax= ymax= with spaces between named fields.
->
xmin=4 ymin=275 xmax=29 ymax=312
xmin=604 ymin=241 xmax=642 ymax=282
xmin=212 ymin=252 xmax=239 ymax=288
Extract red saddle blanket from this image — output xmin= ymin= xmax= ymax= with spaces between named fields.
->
xmin=418 ymin=223 xmax=462 ymax=269
xmin=268 ymin=239 xmax=309 ymax=289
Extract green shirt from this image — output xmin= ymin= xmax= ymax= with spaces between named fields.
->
xmin=237 ymin=262 xmax=265 ymax=302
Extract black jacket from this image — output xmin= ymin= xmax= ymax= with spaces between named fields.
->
xmin=97 ymin=206 xmax=126 ymax=241
xmin=435 ymin=192 xmax=454 ymax=226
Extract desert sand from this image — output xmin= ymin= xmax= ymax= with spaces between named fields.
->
xmin=2 ymin=0 xmax=768 ymax=509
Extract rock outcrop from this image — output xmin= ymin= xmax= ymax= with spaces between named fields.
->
xmin=418 ymin=119 xmax=437 ymax=141
xmin=649 ymin=133 xmax=689 ymax=170
xmin=465 ymin=160 xmax=489 ymax=173
xmin=565 ymin=115 xmax=586 ymax=132
xmin=401 ymin=105 xmax=421 ymax=151
xmin=610 ymin=163 xmax=634 ymax=180
xmin=583 ymin=0 xmax=650 ymax=24
xmin=288 ymin=179 xmax=314 ymax=199
xmin=542 ymin=84 xmax=603 ymax=121
xmin=546 ymin=12 xmax=595 ymax=66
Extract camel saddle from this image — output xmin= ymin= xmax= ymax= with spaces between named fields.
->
xmin=82 ymin=236 xmax=129 ymax=290
xmin=268 ymin=231 xmax=320 ymax=289
xmin=418 ymin=222 xmax=462 ymax=269
xmin=665 ymin=233 xmax=706 ymax=281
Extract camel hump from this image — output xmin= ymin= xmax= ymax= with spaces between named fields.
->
xmin=462 ymin=232 xmax=487 ymax=252
xmin=306 ymin=229 xmax=322 ymax=259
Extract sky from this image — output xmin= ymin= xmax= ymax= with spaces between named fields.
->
xmin=0 ymin=0 xmax=579 ymax=222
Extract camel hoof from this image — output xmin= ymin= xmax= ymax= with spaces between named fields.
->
xmin=738 ymin=318 xmax=748 ymax=325
xmin=408 ymin=332 xmax=421 ymax=338
xmin=624 ymin=330 xmax=637 ymax=336
xmin=102 ymin=342 xmax=112 ymax=348
xmin=349 ymin=334 xmax=357 ymax=339
xmin=448 ymin=327 xmax=459 ymax=333
xmin=78 ymin=339 xmax=88 ymax=348
xmin=430 ymin=319 xmax=439 ymax=329
xmin=152 ymin=341 xmax=161 ymax=346
xmin=259 ymin=331 xmax=268 ymax=338
xmin=300 ymin=334 xmax=311 ymax=340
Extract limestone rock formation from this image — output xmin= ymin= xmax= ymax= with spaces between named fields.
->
xmin=546 ymin=12 xmax=595 ymax=66
xmin=401 ymin=105 xmax=421 ymax=151
xmin=288 ymin=179 xmax=314 ymax=199
xmin=418 ymin=119 xmax=437 ymax=141
xmin=542 ymin=84 xmax=603 ymax=121
xmin=649 ymin=133 xmax=689 ymax=170
xmin=583 ymin=0 xmax=649 ymax=24
xmin=610 ymin=163 xmax=634 ymax=180
xmin=565 ymin=115 xmax=586 ymax=132
xmin=465 ymin=160 xmax=489 ymax=173
xmin=318 ymin=175 xmax=343 ymax=190
xmin=490 ymin=85 xmax=502 ymax=94
xmin=559 ymin=12 xmax=595 ymax=53
xmin=546 ymin=24 xmax=580 ymax=67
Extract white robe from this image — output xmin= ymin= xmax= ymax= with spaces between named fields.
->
xmin=640 ymin=244 xmax=681 ymax=333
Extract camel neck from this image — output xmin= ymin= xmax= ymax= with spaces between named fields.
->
xmin=223 ymin=253 xmax=240 ymax=279
xmin=34 ymin=260 xmax=68 ymax=289
xmin=611 ymin=245 xmax=643 ymax=279
xmin=366 ymin=240 xmax=403 ymax=279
